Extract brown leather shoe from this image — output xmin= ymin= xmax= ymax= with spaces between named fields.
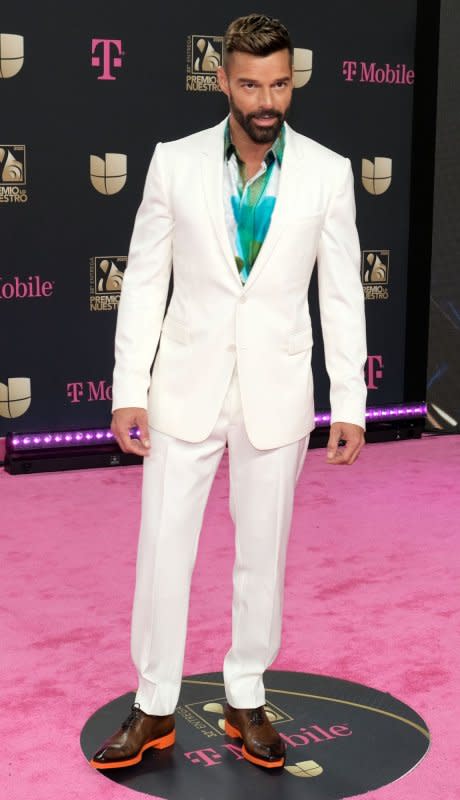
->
xmin=224 ymin=703 xmax=286 ymax=768
xmin=90 ymin=702 xmax=175 ymax=769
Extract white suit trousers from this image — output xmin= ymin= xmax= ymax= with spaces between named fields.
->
xmin=131 ymin=362 xmax=309 ymax=715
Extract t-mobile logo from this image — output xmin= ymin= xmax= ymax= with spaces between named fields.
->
xmin=91 ymin=39 xmax=124 ymax=80
xmin=342 ymin=61 xmax=414 ymax=85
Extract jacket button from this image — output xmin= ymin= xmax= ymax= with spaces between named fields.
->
xmin=226 ymin=344 xmax=236 ymax=352
xmin=239 ymin=295 xmax=247 ymax=304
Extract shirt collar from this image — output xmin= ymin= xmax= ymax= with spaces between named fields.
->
xmin=224 ymin=119 xmax=285 ymax=167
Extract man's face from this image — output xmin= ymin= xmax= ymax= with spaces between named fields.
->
xmin=217 ymin=49 xmax=293 ymax=144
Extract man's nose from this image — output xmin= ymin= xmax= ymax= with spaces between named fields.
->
xmin=258 ymin=87 xmax=274 ymax=108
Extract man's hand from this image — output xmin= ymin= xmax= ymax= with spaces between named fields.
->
xmin=111 ymin=407 xmax=151 ymax=457
xmin=326 ymin=421 xmax=365 ymax=465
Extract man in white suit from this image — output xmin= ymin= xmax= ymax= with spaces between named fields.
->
xmin=91 ymin=14 xmax=367 ymax=772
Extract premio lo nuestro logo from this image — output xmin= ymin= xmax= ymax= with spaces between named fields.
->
xmin=362 ymin=157 xmax=392 ymax=195
xmin=90 ymin=256 xmax=127 ymax=311
xmin=186 ymin=35 xmax=223 ymax=91
xmin=90 ymin=153 xmax=127 ymax=194
xmin=177 ymin=696 xmax=292 ymax=737
xmin=0 ymin=33 xmax=24 ymax=78
xmin=361 ymin=250 xmax=390 ymax=300
xmin=0 ymin=377 xmax=31 ymax=419
xmin=0 ymin=145 xmax=28 ymax=203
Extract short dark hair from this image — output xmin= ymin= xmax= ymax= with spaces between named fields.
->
xmin=223 ymin=14 xmax=293 ymax=66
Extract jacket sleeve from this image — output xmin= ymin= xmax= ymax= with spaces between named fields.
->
xmin=316 ymin=157 xmax=368 ymax=429
xmin=111 ymin=142 xmax=174 ymax=412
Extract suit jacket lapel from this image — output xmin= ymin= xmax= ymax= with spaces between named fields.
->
xmin=243 ymin=122 xmax=302 ymax=290
xmin=201 ymin=118 xmax=303 ymax=291
xmin=201 ymin=118 xmax=242 ymax=287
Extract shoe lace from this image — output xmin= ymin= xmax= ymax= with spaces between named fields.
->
xmin=121 ymin=702 xmax=143 ymax=730
xmin=249 ymin=706 xmax=265 ymax=726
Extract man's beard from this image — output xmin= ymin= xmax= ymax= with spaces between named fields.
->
xmin=229 ymin=94 xmax=289 ymax=144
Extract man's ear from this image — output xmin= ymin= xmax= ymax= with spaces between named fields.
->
xmin=217 ymin=65 xmax=229 ymax=96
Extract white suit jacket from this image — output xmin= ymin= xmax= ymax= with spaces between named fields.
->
xmin=111 ymin=117 xmax=367 ymax=450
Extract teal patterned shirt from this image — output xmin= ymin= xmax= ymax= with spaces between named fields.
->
xmin=223 ymin=120 xmax=285 ymax=284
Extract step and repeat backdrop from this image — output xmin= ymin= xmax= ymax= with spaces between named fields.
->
xmin=0 ymin=0 xmax=417 ymax=433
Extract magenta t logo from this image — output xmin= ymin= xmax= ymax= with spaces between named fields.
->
xmin=366 ymin=355 xmax=384 ymax=390
xmin=91 ymin=39 xmax=123 ymax=80
xmin=342 ymin=61 xmax=358 ymax=82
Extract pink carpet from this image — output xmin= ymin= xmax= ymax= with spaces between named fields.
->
xmin=1 ymin=434 xmax=459 ymax=799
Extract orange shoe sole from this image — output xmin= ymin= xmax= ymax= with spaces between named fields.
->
xmin=89 ymin=728 xmax=176 ymax=770
xmin=224 ymin=720 xmax=285 ymax=769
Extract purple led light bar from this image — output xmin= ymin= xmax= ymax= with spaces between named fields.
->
xmin=316 ymin=403 xmax=427 ymax=426
xmin=7 ymin=429 xmax=118 ymax=452
xmin=6 ymin=403 xmax=427 ymax=453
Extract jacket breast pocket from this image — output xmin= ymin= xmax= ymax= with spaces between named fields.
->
xmin=161 ymin=315 xmax=191 ymax=345
xmin=287 ymin=328 xmax=313 ymax=355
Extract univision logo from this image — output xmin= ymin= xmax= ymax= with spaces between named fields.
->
xmin=362 ymin=157 xmax=392 ymax=195
xmin=0 ymin=377 xmax=31 ymax=419
xmin=293 ymin=49 xmax=313 ymax=88
xmin=0 ymin=33 xmax=24 ymax=78
xmin=90 ymin=153 xmax=127 ymax=194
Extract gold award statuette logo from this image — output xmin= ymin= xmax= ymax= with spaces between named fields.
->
xmin=90 ymin=153 xmax=127 ymax=195
xmin=177 ymin=697 xmax=292 ymax=737
xmin=362 ymin=250 xmax=390 ymax=300
xmin=0 ymin=145 xmax=28 ymax=203
xmin=293 ymin=48 xmax=313 ymax=88
xmin=362 ymin=157 xmax=392 ymax=195
xmin=186 ymin=35 xmax=223 ymax=91
xmin=90 ymin=256 xmax=127 ymax=311
xmin=0 ymin=33 xmax=24 ymax=78
xmin=0 ymin=377 xmax=31 ymax=419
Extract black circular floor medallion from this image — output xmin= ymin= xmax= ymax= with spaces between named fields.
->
xmin=81 ymin=670 xmax=430 ymax=799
